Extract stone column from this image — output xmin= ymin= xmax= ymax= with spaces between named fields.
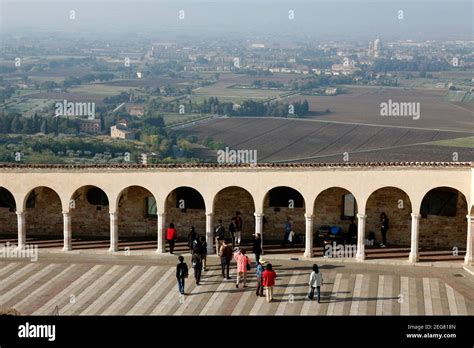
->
xmin=304 ymin=214 xmax=314 ymax=258
xmin=254 ymin=213 xmax=263 ymax=253
xmin=355 ymin=213 xmax=366 ymax=261
xmin=16 ymin=211 xmax=26 ymax=249
xmin=63 ymin=212 xmax=72 ymax=252
xmin=157 ymin=212 xmax=166 ymax=253
xmin=408 ymin=213 xmax=421 ymax=263
xmin=465 ymin=215 xmax=473 ymax=266
xmin=109 ymin=212 xmax=118 ymax=252
xmin=206 ymin=212 xmax=214 ymax=254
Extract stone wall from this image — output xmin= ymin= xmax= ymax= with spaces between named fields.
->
xmin=165 ymin=190 xmax=205 ymax=240
xmin=0 ymin=208 xmax=17 ymax=234
xmin=365 ymin=188 xmax=412 ymax=246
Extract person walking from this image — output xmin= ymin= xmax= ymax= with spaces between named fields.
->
xmin=380 ymin=212 xmax=389 ymax=248
xmin=176 ymin=255 xmax=188 ymax=295
xmin=187 ymin=226 xmax=197 ymax=251
xmin=214 ymin=220 xmax=225 ymax=255
xmin=235 ymin=211 xmax=243 ymax=246
xmin=234 ymin=249 xmax=250 ymax=288
xmin=307 ymin=264 xmax=324 ymax=303
xmin=192 ymin=251 xmax=203 ymax=285
xmin=255 ymin=259 xmax=266 ymax=297
xmin=229 ymin=217 xmax=237 ymax=247
xmin=262 ymin=263 xmax=277 ymax=302
xmin=199 ymin=235 xmax=208 ymax=271
xmin=252 ymin=233 xmax=262 ymax=264
xmin=219 ymin=240 xmax=233 ymax=279
xmin=282 ymin=216 xmax=292 ymax=247
xmin=167 ymin=223 xmax=177 ymax=254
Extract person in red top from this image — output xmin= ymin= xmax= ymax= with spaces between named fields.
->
xmin=262 ymin=263 xmax=277 ymax=303
xmin=167 ymin=223 xmax=177 ymax=254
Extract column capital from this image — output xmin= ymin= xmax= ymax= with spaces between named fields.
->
xmin=206 ymin=212 xmax=214 ymax=217
xmin=254 ymin=212 xmax=264 ymax=218
xmin=411 ymin=212 xmax=421 ymax=219
xmin=357 ymin=213 xmax=366 ymax=219
xmin=62 ymin=211 xmax=71 ymax=215
xmin=16 ymin=211 xmax=24 ymax=216
xmin=466 ymin=215 xmax=473 ymax=221
xmin=304 ymin=214 xmax=313 ymax=220
xmin=109 ymin=211 xmax=118 ymax=217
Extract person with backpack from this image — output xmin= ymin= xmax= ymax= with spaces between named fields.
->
xmin=176 ymin=255 xmax=188 ymax=295
xmin=167 ymin=223 xmax=177 ymax=254
xmin=187 ymin=226 xmax=197 ymax=251
xmin=199 ymin=235 xmax=208 ymax=271
xmin=252 ymin=232 xmax=262 ymax=265
xmin=380 ymin=212 xmax=389 ymax=248
xmin=192 ymin=250 xmax=203 ymax=285
xmin=255 ymin=259 xmax=266 ymax=297
xmin=219 ymin=239 xmax=233 ymax=279
xmin=235 ymin=211 xmax=243 ymax=246
xmin=307 ymin=264 xmax=324 ymax=303
xmin=214 ymin=219 xmax=225 ymax=255
xmin=229 ymin=217 xmax=237 ymax=247
xmin=234 ymin=248 xmax=251 ymax=288
xmin=262 ymin=263 xmax=277 ymax=303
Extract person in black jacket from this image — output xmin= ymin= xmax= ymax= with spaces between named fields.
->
xmin=380 ymin=212 xmax=389 ymax=248
xmin=187 ymin=226 xmax=197 ymax=251
xmin=192 ymin=251 xmax=203 ymax=285
xmin=199 ymin=235 xmax=208 ymax=271
xmin=176 ymin=256 xmax=188 ymax=295
xmin=252 ymin=233 xmax=263 ymax=264
xmin=229 ymin=217 xmax=237 ymax=247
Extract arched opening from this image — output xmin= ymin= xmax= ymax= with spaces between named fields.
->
xmin=313 ymin=187 xmax=358 ymax=258
xmin=262 ymin=186 xmax=305 ymax=254
xmin=213 ymin=186 xmax=255 ymax=247
xmin=165 ymin=186 xmax=205 ymax=253
xmin=117 ymin=186 xmax=157 ymax=251
xmin=0 ymin=187 xmax=17 ymax=245
xmin=365 ymin=187 xmax=412 ymax=260
xmin=418 ymin=187 xmax=467 ymax=262
xmin=24 ymin=187 xmax=63 ymax=249
xmin=70 ymin=185 xmax=110 ymax=250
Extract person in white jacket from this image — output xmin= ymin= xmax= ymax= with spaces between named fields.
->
xmin=307 ymin=264 xmax=324 ymax=303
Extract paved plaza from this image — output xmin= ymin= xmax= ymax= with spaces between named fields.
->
xmin=0 ymin=252 xmax=472 ymax=316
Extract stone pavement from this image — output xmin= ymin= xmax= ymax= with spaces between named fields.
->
xmin=0 ymin=253 xmax=472 ymax=316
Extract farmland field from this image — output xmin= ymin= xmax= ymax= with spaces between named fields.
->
xmin=177 ymin=117 xmax=474 ymax=163
xmin=287 ymin=86 xmax=473 ymax=132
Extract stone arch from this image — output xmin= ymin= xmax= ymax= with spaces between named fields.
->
xmin=164 ymin=186 xmax=206 ymax=243
xmin=213 ymin=186 xmax=256 ymax=243
xmin=0 ymin=187 xmax=17 ymax=238
xmin=69 ymin=185 xmax=110 ymax=249
xmin=418 ymin=186 xmax=468 ymax=254
xmin=365 ymin=186 xmax=412 ymax=247
xmin=24 ymin=186 xmax=63 ymax=247
xmin=262 ymin=186 xmax=306 ymax=244
xmin=116 ymin=185 xmax=158 ymax=250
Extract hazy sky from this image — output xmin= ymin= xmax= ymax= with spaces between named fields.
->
xmin=1 ymin=0 xmax=472 ymax=40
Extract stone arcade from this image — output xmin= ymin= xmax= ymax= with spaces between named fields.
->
xmin=0 ymin=162 xmax=473 ymax=265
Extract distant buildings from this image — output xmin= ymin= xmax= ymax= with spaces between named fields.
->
xmin=77 ymin=119 xmax=100 ymax=134
xmin=368 ymin=37 xmax=383 ymax=58
xmin=110 ymin=120 xmax=135 ymax=140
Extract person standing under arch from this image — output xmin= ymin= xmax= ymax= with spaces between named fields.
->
xmin=380 ymin=212 xmax=389 ymax=248
xmin=167 ymin=223 xmax=177 ymax=254
xmin=235 ymin=211 xmax=243 ymax=246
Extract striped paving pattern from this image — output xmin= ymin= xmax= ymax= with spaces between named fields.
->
xmin=0 ymin=261 xmax=470 ymax=316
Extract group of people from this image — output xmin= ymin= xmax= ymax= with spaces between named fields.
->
xmin=176 ymin=246 xmax=325 ymax=304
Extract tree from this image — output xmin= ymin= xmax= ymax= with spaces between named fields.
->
xmin=40 ymin=119 xmax=49 ymax=134
xmin=11 ymin=115 xmax=22 ymax=133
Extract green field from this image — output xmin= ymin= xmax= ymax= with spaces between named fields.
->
xmin=68 ymin=84 xmax=136 ymax=97
xmin=428 ymin=136 xmax=474 ymax=148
